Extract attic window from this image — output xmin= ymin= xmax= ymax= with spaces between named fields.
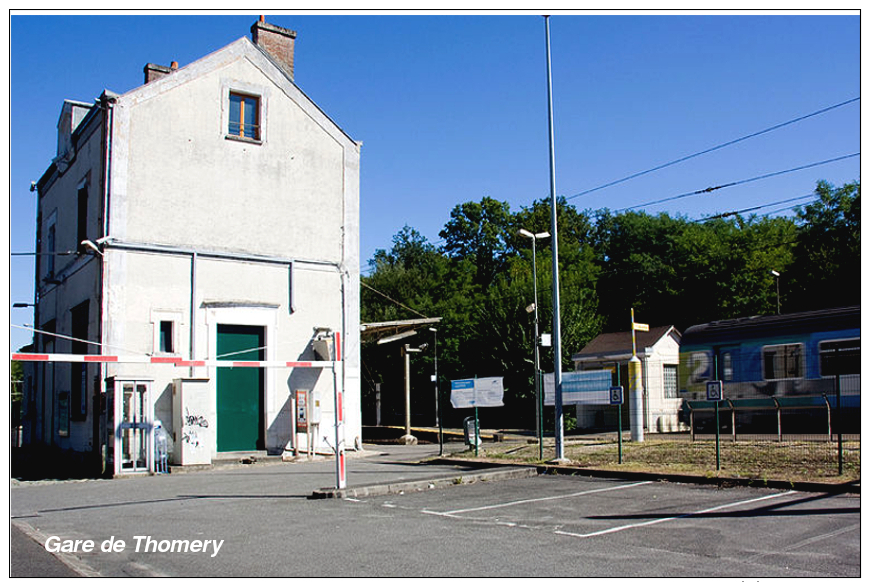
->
xmin=228 ymin=92 xmax=261 ymax=141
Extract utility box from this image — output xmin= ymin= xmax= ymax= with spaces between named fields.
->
xmin=172 ymin=377 xmax=212 ymax=465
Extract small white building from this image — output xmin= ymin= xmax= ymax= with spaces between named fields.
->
xmin=571 ymin=326 xmax=683 ymax=433
xmin=24 ymin=18 xmax=361 ymax=475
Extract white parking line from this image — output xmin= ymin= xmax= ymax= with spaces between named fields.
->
xmin=422 ymin=480 xmax=653 ymax=517
xmin=555 ymin=489 xmax=798 ymax=539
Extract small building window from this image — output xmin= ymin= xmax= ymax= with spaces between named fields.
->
xmin=159 ymin=321 xmax=174 ymax=354
xmin=228 ymin=92 xmax=260 ymax=140
xmin=46 ymin=223 xmax=56 ymax=277
xmin=762 ymin=343 xmax=804 ymax=380
xmin=77 ymin=182 xmax=88 ymax=251
xmin=663 ymin=364 xmax=678 ymax=399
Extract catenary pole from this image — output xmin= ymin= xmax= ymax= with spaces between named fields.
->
xmin=544 ymin=15 xmax=565 ymax=460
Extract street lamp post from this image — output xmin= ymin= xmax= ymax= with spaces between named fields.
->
xmin=429 ymin=327 xmax=442 ymax=455
xmin=519 ymin=228 xmax=550 ymax=460
xmin=771 ymin=270 xmax=781 ymax=315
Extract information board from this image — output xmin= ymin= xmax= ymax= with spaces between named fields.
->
xmin=543 ymin=370 xmax=613 ymax=405
xmin=450 ymin=377 xmax=505 ymax=408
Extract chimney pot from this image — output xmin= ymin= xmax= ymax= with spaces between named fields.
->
xmin=143 ymin=63 xmax=175 ymax=84
xmin=171 ymin=61 xmax=178 ymax=70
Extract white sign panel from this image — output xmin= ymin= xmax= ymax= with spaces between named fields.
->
xmin=450 ymin=377 xmax=505 ymax=408
xmin=543 ymin=370 xmax=613 ymax=405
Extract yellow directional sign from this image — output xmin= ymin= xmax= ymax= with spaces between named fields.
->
xmin=632 ymin=322 xmax=649 ymax=332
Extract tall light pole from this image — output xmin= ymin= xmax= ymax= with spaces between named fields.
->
xmin=519 ymin=228 xmax=549 ymax=460
xmin=544 ymin=15 xmax=566 ymax=460
xmin=771 ymin=270 xmax=781 ymax=315
xmin=429 ymin=328 xmax=439 ymax=428
xmin=429 ymin=327 xmax=442 ymax=455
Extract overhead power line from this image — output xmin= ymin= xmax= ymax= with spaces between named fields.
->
xmin=618 ymin=152 xmax=859 ymax=212
xmin=360 ymin=281 xmax=429 ymax=319
xmin=694 ymin=194 xmax=816 ymax=222
xmin=566 ymin=96 xmax=860 ymax=201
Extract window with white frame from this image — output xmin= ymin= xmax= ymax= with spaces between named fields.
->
xmin=151 ymin=310 xmax=182 ymax=355
xmin=663 ymin=364 xmax=678 ymax=398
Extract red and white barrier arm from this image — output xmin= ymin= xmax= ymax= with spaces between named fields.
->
xmin=10 ymin=353 xmax=335 ymax=368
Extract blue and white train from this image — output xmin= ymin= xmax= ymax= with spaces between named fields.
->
xmin=678 ymin=306 xmax=859 ymax=429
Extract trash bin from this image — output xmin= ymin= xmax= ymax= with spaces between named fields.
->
xmin=463 ymin=416 xmax=480 ymax=447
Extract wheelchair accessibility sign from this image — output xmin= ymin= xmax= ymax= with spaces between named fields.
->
xmin=609 ymin=386 xmax=624 ymax=405
xmin=706 ymin=380 xmax=724 ymax=401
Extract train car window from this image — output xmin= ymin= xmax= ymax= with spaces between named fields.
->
xmin=721 ymin=352 xmax=733 ymax=381
xmin=819 ymin=338 xmax=860 ymax=376
xmin=762 ymin=343 xmax=804 ymax=380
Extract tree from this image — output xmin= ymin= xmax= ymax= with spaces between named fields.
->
xmin=439 ymin=197 xmax=513 ymax=288
xmin=789 ymin=180 xmax=860 ymax=311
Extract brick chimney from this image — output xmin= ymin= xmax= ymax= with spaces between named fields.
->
xmin=144 ymin=61 xmax=178 ymax=84
xmin=251 ymin=16 xmax=297 ymax=81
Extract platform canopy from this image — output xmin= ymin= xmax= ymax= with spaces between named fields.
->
xmin=360 ymin=317 xmax=442 ymax=345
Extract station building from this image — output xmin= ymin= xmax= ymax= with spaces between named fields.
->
xmin=22 ymin=18 xmax=361 ymax=475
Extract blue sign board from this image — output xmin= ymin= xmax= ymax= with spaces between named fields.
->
xmin=706 ymin=380 xmax=724 ymax=401
xmin=609 ymin=386 xmax=624 ymax=405
xmin=543 ymin=370 xmax=612 ymax=405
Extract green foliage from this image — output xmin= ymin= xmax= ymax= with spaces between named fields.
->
xmin=361 ymin=182 xmax=859 ymax=429
xmin=789 ymin=180 xmax=860 ymax=311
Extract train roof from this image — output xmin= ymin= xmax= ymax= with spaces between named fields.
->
xmin=681 ymin=305 xmax=860 ymax=346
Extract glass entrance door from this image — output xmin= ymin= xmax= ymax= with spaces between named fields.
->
xmin=119 ymin=382 xmax=150 ymax=471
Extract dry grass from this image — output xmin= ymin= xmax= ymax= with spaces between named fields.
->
xmin=451 ymin=435 xmax=860 ymax=485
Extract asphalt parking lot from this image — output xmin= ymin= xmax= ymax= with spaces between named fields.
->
xmin=11 ymin=444 xmax=860 ymax=577
xmin=366 ymin=473 xmax=859 ymax=577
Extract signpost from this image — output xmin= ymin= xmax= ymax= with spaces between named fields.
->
xmin=610 ymin=386 xmax=624 ymax=463
xmin=707 ymin=380 xmax=723 ymax=471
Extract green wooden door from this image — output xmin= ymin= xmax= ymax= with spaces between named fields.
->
xmin=217 ymin=325 xmax=265 ymax=451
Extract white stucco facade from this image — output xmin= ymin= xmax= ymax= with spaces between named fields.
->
xmin=26 ymin=23 xmax=361 ymax=474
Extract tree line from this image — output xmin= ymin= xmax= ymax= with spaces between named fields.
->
xmin=360 ymin=180 xmax=860 ymax=430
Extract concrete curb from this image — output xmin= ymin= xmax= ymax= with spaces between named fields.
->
xmin=310 ymin=466 xmax=538 ymax=499
xmin=427 ymin=457 xmax=860 ymax=494
xmin=12 ymin=520 xmax=103 ymax=578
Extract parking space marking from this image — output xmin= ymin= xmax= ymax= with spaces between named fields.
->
xmin=422 ymin=480 xmax=653 ymax=517
xmin=555 ymin=489 xmax=798 ymax=539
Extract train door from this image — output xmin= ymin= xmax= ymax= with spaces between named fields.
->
xmin=714 ymin=345 xmax=740 ymax=383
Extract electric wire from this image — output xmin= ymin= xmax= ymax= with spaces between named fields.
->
xmin=360 ymin=280 xmax=429 ymax=319
xmin=617 ymin=153 xmax=859 ymax=212
xmin=10 ymin=323 xmax=151 ymax=355
xmin=693 ymin=194 xmax=816 ymax=222
xmin=566 ymin=96 xmax=860 ymax=201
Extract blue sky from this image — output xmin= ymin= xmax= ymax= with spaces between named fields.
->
xmin=8 ymin=12 xmax=861 ymax=352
